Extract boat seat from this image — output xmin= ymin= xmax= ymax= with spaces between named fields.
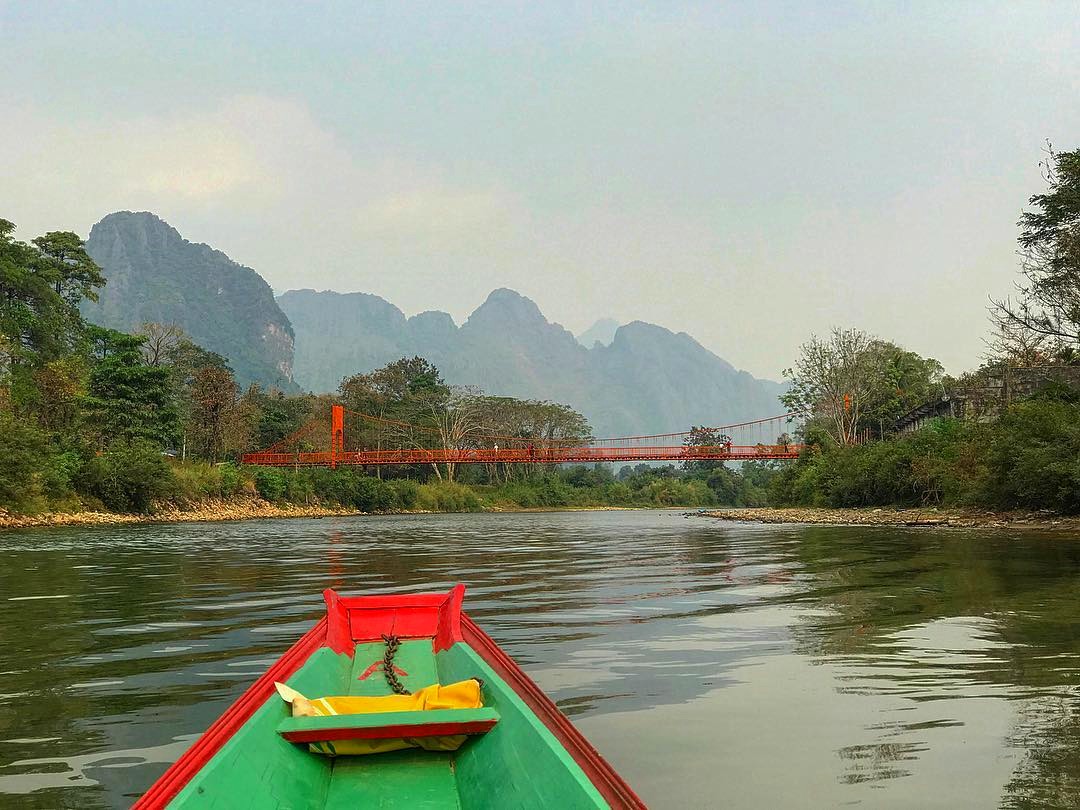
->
xmin=277 ymin=707 xmax=499 ymax=744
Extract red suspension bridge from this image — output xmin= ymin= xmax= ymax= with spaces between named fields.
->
xmin=241 ymin=405 xmax=802 ymax=468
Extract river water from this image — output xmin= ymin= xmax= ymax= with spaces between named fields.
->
xmin=1 ymin=510 xmax=1080 ymax=808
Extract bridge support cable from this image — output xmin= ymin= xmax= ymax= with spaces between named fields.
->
xmin=241 ymin=405 xmax=804 ymax=467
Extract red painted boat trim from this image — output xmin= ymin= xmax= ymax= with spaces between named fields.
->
xmin=280 ymin=719 xmax=498 ymax=743
xmin=461 ymin=614 xmax=647 ymax=810
xmin=324 ymin=585 xmax=465 ymax=654
xmin=433 ymin=584 xmax=464 ymax=652
xmin=131 ymin=617 xmax=329 ymax=810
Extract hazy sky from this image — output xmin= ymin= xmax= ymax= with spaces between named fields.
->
xmin=3 ymin=2 xmax=1079 ymax=379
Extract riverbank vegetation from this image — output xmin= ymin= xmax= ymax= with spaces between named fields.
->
xmin=770 ymin=385 xmax=1080 ymax=512
xmin=774 ymin=145 xmax=1080 ymax=514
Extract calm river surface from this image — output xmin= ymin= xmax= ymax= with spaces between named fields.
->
xmin=2 ymin=510 xmax=1080 ymax=808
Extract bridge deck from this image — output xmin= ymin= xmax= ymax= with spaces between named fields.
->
xmin=241 ymin=445 xmax=802 ymax=467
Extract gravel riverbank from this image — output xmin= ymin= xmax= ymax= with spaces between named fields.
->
xmin=0 ymin=498 xmax=363 ymax=531
xmin=698 ymin=506 xmax=1080 ymax=530
xmin=0 ymin=501 xmax=639 ymax=532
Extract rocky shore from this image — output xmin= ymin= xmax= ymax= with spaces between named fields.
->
xmin=7 ymin=501 xmax=1074 ymax=534
xmin=0 ymin=498 xmax=363 ymax=531
xmin=698 ymin=506 xmax=1080 ymax=530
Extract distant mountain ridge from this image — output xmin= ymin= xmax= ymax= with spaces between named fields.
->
xmin=80 ymin=211 xmax=784 ymax=437
xmin=83 ymin=212 xmax=297 ymax=391
xmin=577 ymin=318 xmax=621 ymax=348
xmin=279 ymin=287 xmax=785 ymax=437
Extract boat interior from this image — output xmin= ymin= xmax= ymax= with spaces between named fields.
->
xmin=166 ymin=589 xmax=608 ymax=809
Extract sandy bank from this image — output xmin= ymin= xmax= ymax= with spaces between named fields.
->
xmin=697 ymin=506 xmax=1080 ymax=530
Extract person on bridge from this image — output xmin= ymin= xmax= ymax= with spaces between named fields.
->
xmin=527 ymin=442 xmax=535 ymax=458
xmin=493 ymin=443 xmax=499 ymax=457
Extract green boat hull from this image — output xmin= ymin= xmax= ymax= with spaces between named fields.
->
xmin=136 ymin=587 xmax=643 ymax=809
xmin=171 ymin=639 xmax=609 ymax=808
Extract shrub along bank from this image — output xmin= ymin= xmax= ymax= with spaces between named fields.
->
xmin=769 ymin=384 xmax=1080 ymax=513
xmin=239 ymin=462 xmax=765 ymax=513
xmin=3 ymin=453 xmax=779 ymax=518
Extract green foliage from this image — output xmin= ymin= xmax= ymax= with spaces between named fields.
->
xmin=979 ymin=394 xmax=1080 ymax=512
xmin=78 ymin=441 xmax=175 ymax=513
xmin=170 ymin=461 xmax=245 ymax=503
xmin=1019 ymin=147 xmax=1080 ymax=267
xmin=783 ymin=329 xmax=944 ymax=445
xmin=769 ymin=419 xmax=970 ymax=508
xmin=32 ymin=231 xmax=106 ymax=309
xmin=245 ymin=386 xmax=318 ymax=450
xmin=348 ymin=474 xmax=396 ymax=512
xmin=253 ymin=467 xmax=288 ymax=501
xmin=415 ymin=481 xmax=482 ymax=512
xmin=218 ymin=462 xmax=243 ymax=496
xmin=992 ymin=146 xmax=1080 ymax=355
xmin=247 ymin=466 xmax=403 ymax=512
xmin=0 ymin=412 xmax=57 ymax=512
xmin=388 ymin=479 xmax=420 ymax=509
xmin=478 ymin=463 xmax=737 ymax=509
xmin=771 ymin=389 xmax=1080 ymax=514
xmin=492 ymin=473 xmax=578 ymax=508
xmin=0 ymin=219 xmax=105 ymax=370
xmin=83 ymin=326 xmax=179 ymax=447
xmin=705 ymin=462 xmax=774 ymax=507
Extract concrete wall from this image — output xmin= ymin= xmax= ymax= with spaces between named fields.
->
xmin=956 ymin=365 xmax=1080 ymax=422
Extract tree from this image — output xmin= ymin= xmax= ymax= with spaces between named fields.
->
xmin=31 ymin=230 xmax=105 ymax=309
xmin=79 ymin=440 xmax=176 ymax=513
xmin=858 ymin=341 xmax=944 ymax=434
xmin=783 ymin=330 xmax=943 ymax=443
xmin=83 ymin=326 xmax=179 ymax=448
xmin=244 ymin=385 xmax=320 ymax=450
xmin=417 ymin=387 xmax=484 ymax=483
xmin=470 ymin=396 xmax=592 ymax=482
xmin=32 ymin=356 xmax=87 ymax=435
xmin=0 ymin=220 xmax=104 ymax=371
xmin=0 ymin=411 xmax=51 ymax=509
xmin=983 ymin=315 xmax=1056 ymax=367
xmin=339 ymin=357 xmax=451 ymax=477
xmin=782 ymin=329 xmax=879 ymax=445
xmin=991 ymin=145 xmax=1080 ymax=357
xmin=187 ymin=365 xmax=253 ymax=462
xmin=164 ymin=338 xmax=231 ymax=460
xmin=339 ymin=356 xmax=445 ymax=414
xmin=137 ymin=322 xmax=185 ymax=366
xmin=682 ymin=426 xmax=731 ymax=474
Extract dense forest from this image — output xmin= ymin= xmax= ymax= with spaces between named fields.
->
xmin=0 ymin=226 xmax=766 ymax=516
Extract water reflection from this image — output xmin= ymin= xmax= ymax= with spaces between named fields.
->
xmin=1 ymin=512 xmax=1079 ymax=807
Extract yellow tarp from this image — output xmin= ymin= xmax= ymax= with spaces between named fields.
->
xmin=274 ymin=679 xmax=483 ymax=756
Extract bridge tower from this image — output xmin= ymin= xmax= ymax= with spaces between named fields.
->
xmin=331 ymin=404 xmax=344 ymax=469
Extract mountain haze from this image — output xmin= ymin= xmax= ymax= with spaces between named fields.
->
xmin=83 ymin=212 xmax=297 ymax=391
xmin=279 ymin=288 xmax=785 ymax=437
xmin=78 ymin=211 xmax=784 ymax=436
xmin=577 ymin=318 xmax=621 ymax=348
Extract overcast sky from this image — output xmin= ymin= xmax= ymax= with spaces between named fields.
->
xmin=3 ymin=2 xmax=1079 ymax=379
